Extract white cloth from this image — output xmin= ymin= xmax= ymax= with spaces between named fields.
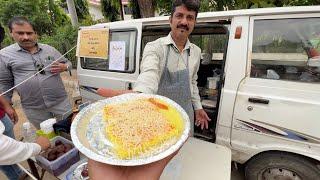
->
xmin=0 ymin=121 xmax=41 ymax=165
xmin=134 ymin=33 xmax=203 ymax=110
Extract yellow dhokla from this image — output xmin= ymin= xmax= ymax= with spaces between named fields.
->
xmin=103 ymin=98 xmax=184 ymax=159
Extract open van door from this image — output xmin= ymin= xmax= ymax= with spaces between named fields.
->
xmin=231 ymin=14 xmax=320 ymax=179
xmin=77 ymin=22 xmax=142 ymax=101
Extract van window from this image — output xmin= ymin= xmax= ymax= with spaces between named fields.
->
xmin=141 ymin=24 xmax=229 ymax=87
xmin=141 ymin=24 xmax=229 ymax=61
xmin=80 ymin=29 xmax=137 ymax=73
xmin=250 ymin=17 xmax=320 ymax=83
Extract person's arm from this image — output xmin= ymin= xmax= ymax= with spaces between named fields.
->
xmin=0 ymin=95 xmax=18 ymax=124
xmin=0 ymin=135 xmax=50 ymax=165
xmin=50 ymin=46 xmax=72 ymax=75
xmin=133 ymin=43 xmax=161 ymax=94
xmin=97 ymin=88 xmax=133 ymax=98
xmin=192 ymin=47 xmax=211 ymax=129
xmin=0 ymin=56 xmax=14 ymax=101
xmin=190 ymin=50 xmax=202 ymax=111
xmin=88 ymin=152 xmax=176 ymax=180
xmin=0 ymin=135 xmax=40 ymax=165
xmin=97 ymin=43 xmax=162 ymax=97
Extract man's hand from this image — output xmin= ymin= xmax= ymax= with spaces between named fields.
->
xmin=50 ymin=62 xmax=68 ymax=74
xmin=36 ymin=136 xmax=51 ymax=151
xmin=195 ymin=109 xmax=211 ymax=130
xmin=88 ymin=152 xmax=175 ymax=180
xmin=97 ymin=88 xmax=133 ymax=98
xmin=3 ymin=103 xmax=18 ymax=124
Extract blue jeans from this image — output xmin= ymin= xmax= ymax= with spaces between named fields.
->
xmin=0 ymin=114 xmax=24 ymax=180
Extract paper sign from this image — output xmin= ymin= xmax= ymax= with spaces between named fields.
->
xmin=109 ymin=41 xmax=126 ymax=71
xmin=77 ymin=28 xmax=109 ymax=58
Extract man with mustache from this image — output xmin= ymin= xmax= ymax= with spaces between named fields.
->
xmin=0 ymin=16 xmax=72 ymax=130
xmin=98 ymin=0 xmax=210 ymax=133
xmin=91 ymin=1 xmax=210 ymax=179
xmin=134 ymin=0 xmax=211 ymax=132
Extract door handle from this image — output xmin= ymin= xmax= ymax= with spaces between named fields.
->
xmin=248 ymin=97 xmax=269 ymax=104
xmin=127 ymin=82 xmax=133 ymax=90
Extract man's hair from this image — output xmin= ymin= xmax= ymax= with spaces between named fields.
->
xmin=171 ymin=0 xmax=200 ymax=17
xmin=8 ymin=16 xmax=35 ymax=32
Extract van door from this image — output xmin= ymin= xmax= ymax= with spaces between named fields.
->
xmin=231 ymin=14 xmax=320 ymax=161
xmin=77 ymin=22 xmax=142 ymax=101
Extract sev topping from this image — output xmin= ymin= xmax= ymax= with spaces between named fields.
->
xmin=103 ymin=98 xmax=184 ymax=159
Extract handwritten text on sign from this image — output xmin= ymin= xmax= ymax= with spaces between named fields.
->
xmin=77 ymin=28 xmax=109 ymax=58
xmin=109 ymin=41 xmax=126 ymax=71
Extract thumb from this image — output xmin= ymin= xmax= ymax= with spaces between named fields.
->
xmin=13 ymin=112 xmax=19 ymax=124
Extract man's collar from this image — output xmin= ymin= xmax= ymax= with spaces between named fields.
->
xmin=13 ymin=43 xmax=42 ymax=53
xmin=164 ymin=33 xmax=191 ymax=51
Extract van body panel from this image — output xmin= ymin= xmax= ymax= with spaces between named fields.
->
xmin=230 ymin=12 xmax=320 ymax=163
xmin=77 ymin=6 xmax=320 ymax=167
xmin=77 ymin=22 xmax=142 ymax=101
xmin=231 ymin=128 xmax=320 ymax=163
xmin=216 ymin=16 xmax=250 ymax=146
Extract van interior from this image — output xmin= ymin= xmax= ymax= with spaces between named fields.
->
xmin=141 ymin=21 xmax=231 ymax=142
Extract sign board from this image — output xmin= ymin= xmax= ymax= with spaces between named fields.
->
xmin=109 ymin=41 xmax=126 ymax=71
xmin=77 ymin=28 xmax=109 ymax=59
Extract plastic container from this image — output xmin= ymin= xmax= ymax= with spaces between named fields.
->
xmin=207 ymin=77 xmax=219 ymax=89
xmin=40 ymin=118 xmax=56 ymax=134
xmin=22 ymin=122 xmax=37 ymax=142
xmin=35 ymin=136 xmax=80 ymax=176
xmin=36 ymin=129 xmax=57 ymax=140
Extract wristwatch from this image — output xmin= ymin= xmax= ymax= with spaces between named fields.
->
xmin=66 ymin=64 xmax=72 ymax=76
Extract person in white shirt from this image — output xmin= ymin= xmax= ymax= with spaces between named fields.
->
xmin=97 ymin=0 xmax=210 ymax=132
xmin=0 ymin=95 xmax=50 ymax=166
xmin=89 ymin=0 xmax=208 ymax=179
xmin=0 ymin=121 xmax=50 ymax=165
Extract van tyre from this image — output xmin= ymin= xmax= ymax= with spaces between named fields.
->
xmin=245 ymin=152 xmax=320 ymax=180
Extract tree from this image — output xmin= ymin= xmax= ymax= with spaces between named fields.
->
xmin=66 ymin=0 xmax=79 ymax=26
xmin=118 ymin=0 xmax=124 ymax=20
xmin=130 ymin=0 xmax=141 ymax=19
xmin=154 ymin=0 xmax=171 ymax=16
xmin=101 ymin=0 xmax=120 ymax=22
xmin=137 ymin=0 xmax=155 ymax=17
xmin=59 ymin=0 xmax=91 ymax=22
xmin=152 ymin=0 xmax=320 ymax=16
xmin=0 ymin=0 xmax=70 ymax=35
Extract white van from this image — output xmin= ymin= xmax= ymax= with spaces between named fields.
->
xmin=77 ymin=6 xmax=320 ymax=179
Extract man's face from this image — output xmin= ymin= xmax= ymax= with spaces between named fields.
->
xmin=10 ymin=23 xmax=37 ymax=49
xmin=170 ymin=5 xmax=196 ymax=40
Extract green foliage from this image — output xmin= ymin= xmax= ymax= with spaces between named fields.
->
xmin=58 ymin=0 xmax=90 ymax=22
xmin=48 ymin=0 xmax=71 ymax=31
xmin=40 ymin=24 xmax=78 ymax=67
xmin=1 ymin=27 xmax=14 ymax=47
xmin=151 ymin=0 xmax=320 ymax=15
xmin=233 ymin=0 xmax=320 ymax=9
xmin=154 ymin=0 xmax=172 ymax=16
xmin=129 ymin=0 xmax=141 ymax=19
xmin=0 ymin=0 xmax=70 ymax=35
xmin=74 ymin=0 xmax=90 ymax=19
xmin=101 ymin=0 xmax=120 ymax=22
